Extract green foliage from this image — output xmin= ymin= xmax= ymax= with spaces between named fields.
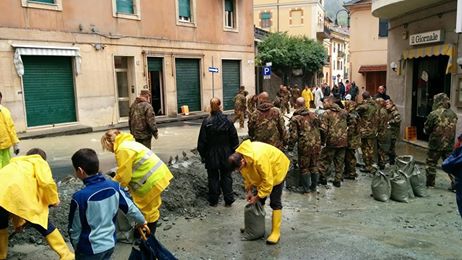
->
xmin=256 ymin=32 xmax=327 ymax=74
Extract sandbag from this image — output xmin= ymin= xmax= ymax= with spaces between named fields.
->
xmin=396 ymin=156 xmax=415 ymax=198
xmin=390 ymin=170 xmax=410 ymax=203
xmin=371 ymin=171 xmax=391 ymax=202
xmin=242 ymin=201 xmax=265 ymax=240
xmin=410 ymin=166 xmax=427 ymax=197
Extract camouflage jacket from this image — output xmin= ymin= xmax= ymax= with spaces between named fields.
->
xmin=347 ymin=109 xmax=361 ymax=149
xmin=356 ymin=99 xmax=379 ymax=138
xmin=281 ymin=90 xmax=291 ymax=103
xmin=288 ymin=108 xmax=321 ymax=154
xmin=424 ymin=94 xmax=458 ymax=151
xmin=233 ymin=93 xmax=247 ymax=111
xmin=387 ymin=104 xmax=401 ymax=139
xmin=377 ymin=107 xmax=389 ymax=140
xmin=320 ymin=103 xmax=348 ymax=148
xmin=291 ymin=88 xmax=301 ymax=101
xmin=248 ymin=102 xmax=287 ymax=149
xmin=247 ymin=95 xmax=257 ymax=114
xmin=129 ymin=97 xmax=158 ymax=140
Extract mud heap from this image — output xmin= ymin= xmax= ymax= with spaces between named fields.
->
xmin=9 ymin=151 xmax=245 ymax=245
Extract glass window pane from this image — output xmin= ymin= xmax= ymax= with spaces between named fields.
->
xmin=117 ymin=72 xmax=129 ymax=98
xmin=119 ymin=100 xmax=129 ymax=117
xmin=116 ymin=0 xmax=134 ymax=14
xmin=114 ymin=56 xmax=128 ymax=69
xmin=29 ymin=0 xmax=55 ymax=4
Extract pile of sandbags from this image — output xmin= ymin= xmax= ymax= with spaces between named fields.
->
xmin=371 ymin=155 xmax=426 ymax=203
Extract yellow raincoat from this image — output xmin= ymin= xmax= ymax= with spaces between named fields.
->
xmin=114 ymin=132 xmax=173 ymax=223
xmin=301 ymin=88 xmax=314 ymax=109
xmin=0 ymin=105 xmax=19 ymax=150
xmin=236 ymin=140 xmax=290 ymax=199
xmin=0 ymin=155 xmax=59 ymax=229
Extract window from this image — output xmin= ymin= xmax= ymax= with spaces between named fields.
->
xmin=112 ymin=0 xmax=140 ymax=20
xmin=116 ymin=0 xmax=134 ymax=14
xmin=21 ymin=0 xmax=62 ymax=11
xmin=333 ymin=43 xmax=336 ymax=53
xmin=289 ymin=9 xmax=303 ymax=25
xmin=179 ymin=0 xmax=192 ymax=22
xmin=378 ymin=18 xmax=388 ymax=37
xmin=224 ymin=0 xmax=236 ymax=29
xmin=260 ymin=11 xmax=272 ymax=28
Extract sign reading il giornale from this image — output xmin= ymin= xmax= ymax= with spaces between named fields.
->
xmin=409 ymin=30 xmax=444 ymax=46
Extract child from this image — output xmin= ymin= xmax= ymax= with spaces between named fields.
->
xmin=0 ymin=148 xmax=74 ymax=260
xmin=69 ymin=148 xmax=146 ymax=259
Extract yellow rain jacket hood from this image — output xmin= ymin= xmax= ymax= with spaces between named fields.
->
xmin=0 ymin=155 xmax=59 ymax=229
xmin=0 ymin=105 xmax=19 ymax=150
xmin=236 ymin=140 xmax=290 ymax=199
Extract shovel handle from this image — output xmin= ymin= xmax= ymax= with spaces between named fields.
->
xmin=137 ymin=225 xmax=151 ymax=241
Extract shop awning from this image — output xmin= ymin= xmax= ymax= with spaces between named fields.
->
xmin=358 ymin=65 xmax=387 ymax=73
xmin=402 ymin=43 xmax=456 ymax=74
xmin=12 ymin=44 xmax=81 ymax=76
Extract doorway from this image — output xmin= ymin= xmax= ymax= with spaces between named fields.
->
xmin=411 ymin=55 xmax=451 ymax=140
xmin=147 ymin=57 xmax=165 ymax=116
xmin=114 ymin=56 xmax=134 ymax=120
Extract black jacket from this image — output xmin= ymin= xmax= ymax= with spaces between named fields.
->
xmin=197 ymin=112 xmax=239 ymax=170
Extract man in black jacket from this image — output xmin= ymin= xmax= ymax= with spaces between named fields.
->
xmin=197 ymin=98 xmax=239 ymax=207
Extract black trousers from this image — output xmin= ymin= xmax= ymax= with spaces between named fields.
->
xmin=207 ymin=168 xmax=234 ymax=205
xmin=0 ymin=206 xmax=55 ymax=236
xmin=259 ymin=182 xmax=284 ymax=210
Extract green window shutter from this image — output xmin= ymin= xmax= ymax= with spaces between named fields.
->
xmin=222 ymin=60 xmax=241 ymax=111
xmin=179 ymin=0 xmax=191 ymax=18
xmin=29 ymin=0 xmax=55 ymax=3
xmin=116 ymin=0 xmax=134 ymax=14
xmin=148 ymin=58 xmax=163 ymax=72
xmin=225 ymin=0 xmax=233 ymax=12
xmin=261 ymin=12 xmax=271 ymax=19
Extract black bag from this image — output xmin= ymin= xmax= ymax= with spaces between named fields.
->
xmin=129 ymin=228 xmax=177 ymax=260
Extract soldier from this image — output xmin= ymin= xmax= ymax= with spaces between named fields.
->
xmin=290 ymin=85 xmax=301 ymax=108
xmin=356 ymin=91 xmax=379 ymax=173
xmin=424 ymin=93 xmax=458 ymax=189
xmin=233 ymin=90 xmax=248 ymax=128
xmin=248 ymin=92 xmax=287 ymax=150
xmin=247 ymin=94 xmax=258 ymax=116
xmin=376 ymin=98 xmax=389 ymax=170
xmin=129 ymin=90 xmax=158 ymax=149
xmin=385 ymin=99 xmax=401 ymax=165
xmin=318 ymin=96 xmax=348 ymax=188
xmin=281 ymin=86 xmax=291 ymax=114
xmin=344 ymin=100 xmax=361 ymax=180
xmin=288 ymin=97 xmax=322 ymax=193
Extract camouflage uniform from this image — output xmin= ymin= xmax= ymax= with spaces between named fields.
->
xmin=356 ymin=98 xmax=379 ymax=173
xmin=277 ymin=89 xmax=291 ymax=114
xmin=318 ymin=103 xmax=348 ymax=185
xmin=233 ymin=92 xmax=247 ymax=128
xmin=387 ymin=104 xmax=401 ymax=164
xmin=290 ymin=87 xmax=301 ymax=108
xmin=376 ymin=104 xmax=389 ymax=169
xmin=288 ymin=107 xmax=321 ymax=192
xmin=129 ymin=97 xmax=158 ymax=149
xmin=247 ymin=94 xmax=257 ymax=116
xmin=248 ymin=102 xmax=287 ymax=150
xmin=344 ymin=101 xmax=361 ymax=179
xmin=424 ymin=93 xmax=458 ymax=187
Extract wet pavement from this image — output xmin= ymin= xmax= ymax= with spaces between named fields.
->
xmin=10 ymin=118 xmax=462 ymax=259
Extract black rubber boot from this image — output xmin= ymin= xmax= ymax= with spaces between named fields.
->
xmin=426 ymin=174 xmax=436 ymax=187
xmin=310 ymin=173 xmax=319 ymax=192
xmin=319 ymin=175 xmax=327 ymax=185
xmin=301 ymin=174 xmax=311 ymax=193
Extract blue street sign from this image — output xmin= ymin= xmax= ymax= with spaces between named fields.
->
xmin=208 ymin=67 xmax=219 ymax=73
xmin=263 ymin=66 xmax=272 ymax=76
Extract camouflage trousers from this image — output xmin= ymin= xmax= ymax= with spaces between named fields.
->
xmin=318 ymin=147 xmax=346 ymax=182
xmin=361 ymin=137 xmax=377 ymax=173
xmin=426 ymin=149 xmax=455 ymax=186
xmin=135 ymin=137 xmax=152 ymax=150
xmin=298 ymin=151 xmax=320 ymax=176
xmin=388 ymin=138 xmax=397 ymax=165
xmin=233 ymin=110 xmax=245 ymax=128
xmin=344 ymin=148 xmax=358 ymax=177
xmin=280 ymin=101 xmax=290 ymax=114
xmin=377 ymin=137 xmax=388 ymax=169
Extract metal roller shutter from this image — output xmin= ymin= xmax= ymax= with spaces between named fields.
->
xmin=222 ymin=60 xmax=241 ymax=110
xmin=22 ymin=56 xmax=76 ymax=127
xmin=175 ymin=58 xmax=201 ymax=112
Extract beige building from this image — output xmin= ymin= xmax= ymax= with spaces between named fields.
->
xmin=322 ymin=19 xmax=350 ymax=87
xmin=346 ymin=0 xmax=388 ymax=95
xmin=372 ymin=0 xmax=462 ymax=141
xmin=0 ymin=0 xmax=254 ymax=132
xmin=253 ymin=0 xmax=325 ymax=40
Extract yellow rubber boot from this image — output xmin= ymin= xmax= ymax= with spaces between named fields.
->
xmin=0 ymin=229 xmax=8 ymax=260
xmin=266 ymin=209 xmax=282 ymax=244
xmin=45 ymin=229 xmax=75 ymax=260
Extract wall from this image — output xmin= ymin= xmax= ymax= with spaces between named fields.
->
xmin=348 ymin=2 xmax=387 ymax=90
xmin=0 ymin=0 xmax=255 ymax=131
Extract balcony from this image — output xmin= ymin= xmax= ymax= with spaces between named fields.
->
xmin=372 ymin=0 xmax=448 ymax=19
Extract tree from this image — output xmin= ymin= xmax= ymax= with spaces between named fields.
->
xmin=256 ymin=32 xmax=327 ymax=84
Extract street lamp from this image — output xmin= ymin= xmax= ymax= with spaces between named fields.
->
xmin=335 ymin=9 xmax=350 ymax=28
